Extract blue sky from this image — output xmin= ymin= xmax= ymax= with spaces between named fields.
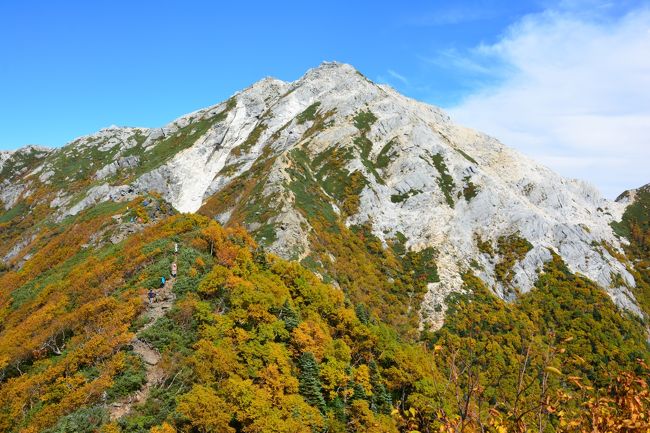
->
xmin=1 ymin=0 xmax=649 ymax=196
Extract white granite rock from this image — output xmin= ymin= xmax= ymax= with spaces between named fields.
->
xmin=1 ymin=62 xmax=644 ymax=328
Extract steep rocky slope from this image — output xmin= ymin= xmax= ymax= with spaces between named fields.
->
xmin=0 ymin=62 xmax=644 ymax=329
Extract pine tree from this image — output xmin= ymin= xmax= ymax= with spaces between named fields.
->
xmin=352 ymin=382 xmax=367 ymax=402
xmin=279 ymin=299 xmax=299 ymax=331
xmin=370 ymin=360 xmax=392 ymax=414
xmin=355 ymin=303 xmax=370 ymax=325
xmin=330 ymin=396 xmax=347 ymax=423
xmin=298 ymin=352 xmax=326 ymax=413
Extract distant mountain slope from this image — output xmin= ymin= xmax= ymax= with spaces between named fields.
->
xmin=0 ymin=62 xmax=645 ymax=330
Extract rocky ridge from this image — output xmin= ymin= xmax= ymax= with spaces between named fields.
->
xmin=0 ymin=62 xmax=643 ymax=327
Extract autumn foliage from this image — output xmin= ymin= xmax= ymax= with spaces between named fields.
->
xmin=0 ymin=203 xmax=648 ymax=433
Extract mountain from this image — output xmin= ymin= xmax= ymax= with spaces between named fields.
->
xmin=0 ymin=62 xmax=643 ymax=329
xmin=1 ymin=63 xmax=649 ymax=433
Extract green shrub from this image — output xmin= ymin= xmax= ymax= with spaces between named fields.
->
xmin=139 ymin=315 xmax=197 ymax=354
xmin=107 ymin=353 xmax=146 ymax=401
xmin=44 ymin=406 xmax=108 ymax=433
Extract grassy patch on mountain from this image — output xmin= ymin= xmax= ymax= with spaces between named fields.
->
xmin=296 ymin=102 xmax=321 ymax=124
xmin=391 ymin=189 xmax=421 ymax=204
xmin=475 ymin=233 xmax=494 ymax=256
xmin=0 ymin=201 xmax=29 ymax=225
xmin=302 ymin=107 xmax=336 ymax=138
xmin=44 ymin=141 xmax=121 ymax=191
xmin=198 ymin=147 xmax=280 ymax=243
xmin=292 ymin=144 xmax=367 ymax=218
xmin=117 ymin=98 xmax=237 ymax=182
xmin=0 ymin=147 xmax=49 ymax=181
xmin=217 ymin=161 xmax=245 ymax=178
xmin=429 ymin=153 xmax=455 ymax=208
xmin=353 ymin=136 xmax=384 ymax=185
xmin=313 ymin=147 xmax=354 ymax=200
xmin=294 ymin=141 xmax=374 ymax=220
xmin=404 ymin=246 xmax=439 ymax=284
xmin=375 ymin=139 xmax=397 ymax=169
xmin=494 ymin=232 xmax=533 ymax=290
xmin=462 ymin=175 xmax=479 ymax=202
xmin=231 ymin=122 xmax=268 ymax=156
xmin=355 ymin=135 xmax=373 ymax=160
xmin=353 ymin=110 xmax=377 ymax=133
xmin=290 ymin=143 xmax=369 ymax=220
xmin=349 ymin=109 xmax=384 ymax=185
xmin=253 ymin=222 xmax=278 ymax=245
xmin=286 ymin=149 xmax=340 ymax=225
xmin=454 ymin=147 xmax=478 ymax=165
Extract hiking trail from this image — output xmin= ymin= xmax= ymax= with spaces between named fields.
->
xmin=109 ymin=276 xmax=176 ymax=420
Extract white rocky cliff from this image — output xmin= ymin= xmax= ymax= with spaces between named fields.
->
xmin=0 ymin=62 xmax=642 ymax=328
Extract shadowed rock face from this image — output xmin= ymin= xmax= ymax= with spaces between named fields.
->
xmin=1 ymin=62 xmax=644 ymax=327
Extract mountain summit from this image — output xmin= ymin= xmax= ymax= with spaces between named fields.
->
xmin=0 ymin=62 xmax=644 ymax=328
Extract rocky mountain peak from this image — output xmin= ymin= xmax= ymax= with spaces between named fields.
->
xmin=302 ymin=61 xmax=361 ymax=79
xmin=1 ymin=62 xmax=646 ymax=330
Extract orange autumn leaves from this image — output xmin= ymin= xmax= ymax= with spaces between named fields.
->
xmin=0 ymin=212 xmax=211 ymax=432
xmin=0 ymin=206 xmax=648 ymax=433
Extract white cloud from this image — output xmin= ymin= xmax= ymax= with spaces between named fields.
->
xmin=387 ymin=69 xmax=410 ymax=86
xmin=448 ymin=7 xmax=650 ymax=198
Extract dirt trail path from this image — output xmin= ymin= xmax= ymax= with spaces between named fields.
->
xmin=109 ymin=277 xmax=176 ymax=420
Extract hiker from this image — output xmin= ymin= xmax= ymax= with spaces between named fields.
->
xmin=171 ymin=262 xmax=177 ymax=278
xmin=160 ymin=276 xmax=166 ymax=288
xmin=148 ymin=288 xmax=155 ymax=304
xmin=174 ymin=242 xmax=178 ymax=254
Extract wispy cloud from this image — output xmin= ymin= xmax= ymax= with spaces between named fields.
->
xmin=418 ymin=49 xmax=499 ymax=76
xmin=447 ymin=6 xmax=650 ymax=198
xmin=387 ymin=69 xmax=410 ymax=86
